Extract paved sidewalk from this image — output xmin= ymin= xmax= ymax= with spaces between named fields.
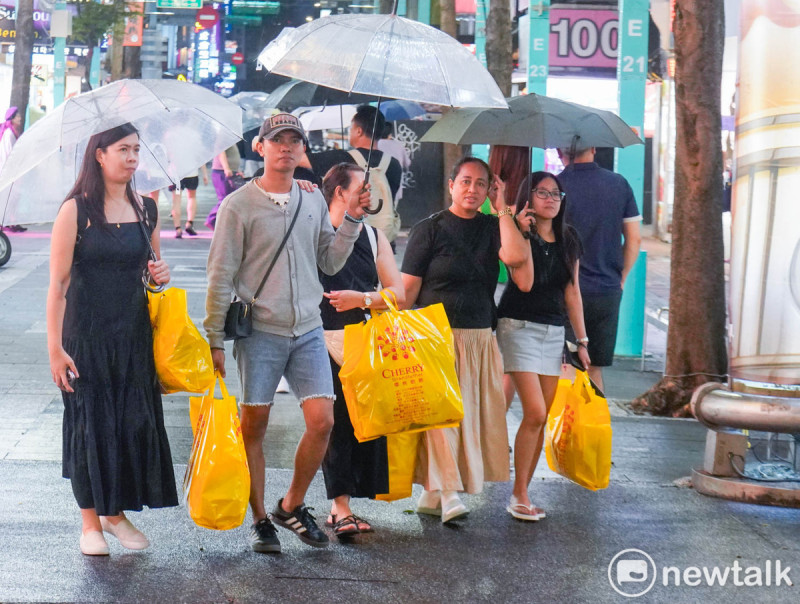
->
xmin=2 ymin=183 xmax=798 ymax=603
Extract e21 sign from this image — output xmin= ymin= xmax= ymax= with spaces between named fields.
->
xmin=546 ymin=9 xmax=645 ymax=73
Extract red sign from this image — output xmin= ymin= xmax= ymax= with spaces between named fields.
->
xmin=231 ymin=52 xmax=244 ymax=65
xmin=195 ymin=5 xmax=219 ymax=31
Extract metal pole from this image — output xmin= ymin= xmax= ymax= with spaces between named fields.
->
xmin=527 ymin=0 xmax=550 ymax=171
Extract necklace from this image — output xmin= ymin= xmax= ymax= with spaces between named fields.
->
xmin=107 ymin=198 xmax=129 ymax=228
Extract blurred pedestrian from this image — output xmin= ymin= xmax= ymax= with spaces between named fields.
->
xmin=169 ymin=165 xmax=209 ymax=238
xmin=46 ymin=123 xmax=176 ymax=556
xmin=318 ymin=162 xmax=405 ymax=537
xmin=0 ymin=106 xmax=26 ymax=232
xmin=496 ymin=171 xmax=589 ymax=521
xmin=204 ymin=114 xmax=371 ymax=552
xmin=400 ymin=156 xmax=533 ymax=522
xmin=206 ymin=144 xmax=243 ymax=229
xmin=557 ymin=145 xmax=642 ymax=391
xmin=377 ymin=122 xmax=411 ymax=202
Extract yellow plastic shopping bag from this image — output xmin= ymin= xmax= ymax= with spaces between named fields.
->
xmin=375 ymin=432 xmax=421 ymax=502
xmin=183 ymin=374 xmax=250 ymax=530
xmin=340 ymin=291 xmax=464 ymax=443
xmin=545 ymin=369 xmax=612 ymax=491
xmin=148 ymin=288 xmax=215 ymax=394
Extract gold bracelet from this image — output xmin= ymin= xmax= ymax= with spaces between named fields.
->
xmin=497 ymin=207 xmax=513 ymax=218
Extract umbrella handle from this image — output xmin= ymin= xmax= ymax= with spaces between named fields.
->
xmin=360 ymin=170 xmax=383 ymax=215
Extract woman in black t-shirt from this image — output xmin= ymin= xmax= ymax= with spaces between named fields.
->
xmin=495 ymin=171 xmax=590 ymax=522
xmin=401 ymin=156 xmax=534 ymax=523
xmin=319 ymin=163 xmax=405 ymax=537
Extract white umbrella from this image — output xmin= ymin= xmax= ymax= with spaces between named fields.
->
xmin=294 ymin=105 xmax=358 ymax=132
xmin=0 ymin=79 xmax=243 ymax=226
xmin=257 ymin=14 xmax=508 ymax=109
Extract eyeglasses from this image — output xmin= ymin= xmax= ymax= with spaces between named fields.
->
xmin=533 ymin=188 xmax=566 ymax=201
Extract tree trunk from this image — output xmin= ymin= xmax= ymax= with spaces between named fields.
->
xmin=438 ymin=0 xmax=464 ymax=205
xmin=485 ymin=0 xmax=512 ymax=97
xmin=10 ymin=0 xmax=35 ymax=120
xmin=123 ymin=45 xmax=142 ymax=79
xmin=631 ymin=0 xmax=727 ymax=417
xmin=379 ymin=0 xmax=395 ymax=14
xmin=110 ymin=0 xmax=126 ymax=81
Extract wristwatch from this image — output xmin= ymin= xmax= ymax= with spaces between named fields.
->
xmin=363 ymin=293 xmax=373 ymax=308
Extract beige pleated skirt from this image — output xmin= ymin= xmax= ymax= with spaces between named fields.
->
xmin=414 ymin=328 xmax=510 ymax=494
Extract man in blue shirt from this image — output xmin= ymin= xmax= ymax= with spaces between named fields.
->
xmin=558 ymin=146 xmax=642 ymax=391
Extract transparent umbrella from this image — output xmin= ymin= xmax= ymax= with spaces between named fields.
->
xmin=257 ymin=14 xmax=508 ymax=109
xmin=294 ymin=105 xmax=358 ymax=132
xmin=419 ymin=93 xmax=643 ymax=149
xmin=0 ymin=79 xmax=243 ymax=226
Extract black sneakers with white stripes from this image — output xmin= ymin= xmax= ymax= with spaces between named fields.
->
xmin=269 ymin=498 xmax=329 ymax=548
xmin=250 ymin=517 xmax=281 ymax=553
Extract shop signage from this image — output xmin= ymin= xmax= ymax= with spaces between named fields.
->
xmin=0 ymin=3 xmax=52 ymax=40
xmin=157 ymin=0 xmax=202 ymax=8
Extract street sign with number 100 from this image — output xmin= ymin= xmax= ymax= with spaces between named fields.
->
xmin=157 ymin=0 xmax=202 ymax=8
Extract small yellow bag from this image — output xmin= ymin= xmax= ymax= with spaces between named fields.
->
xmin=375 ymin=432 xmax=421 ymax=502
xmin=545 ymin=370 xmax=612 ymax=491
xmin=183 ymin=374 xmax=250 ymax=530
xmin=339 ymin=291 xmax=464 ymax=443
xmin=148 ymin=288 xmax=215 ymax=394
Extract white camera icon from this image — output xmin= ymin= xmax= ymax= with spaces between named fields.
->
xmin=616 ymin=559 xmax=649 ymax=583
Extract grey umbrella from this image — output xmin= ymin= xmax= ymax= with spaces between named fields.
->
xmin=420 ymin=93 xmax=643 ymax=149
xmin=263 ymin=79 xmax=378 ymax=113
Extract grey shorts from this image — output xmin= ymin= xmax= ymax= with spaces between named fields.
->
xmin=232 ymin=326 xmax=334 ymax=406
xmin=496 ymin=318 xmax=565 ymax=377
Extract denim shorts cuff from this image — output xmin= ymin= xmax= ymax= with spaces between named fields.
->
xmin=239 ymin=401 xmax=275 ymax=407
xmin=298 ymin=394 xmax=335 ymax=407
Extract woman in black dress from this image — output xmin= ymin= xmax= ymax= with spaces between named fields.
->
xmin=46 ymin=124 xmax=177 ymax=556
xmin=319 ymin=163 xmax=405 ymax=537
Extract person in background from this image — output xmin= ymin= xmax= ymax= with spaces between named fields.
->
xmin=495 ymin=171 xmax=589 ymax=522
xmin=483 ymin=144 xmax=531 ymax=284
xmin=46 ymin=123 xmax=176 ymax=556
xmin=318 ymin=162 xmax=405 ymax=537
xmin=0 ymin=106 xmax=26 ymax=232
xmin=307 ymin=106 xmax=403 ymax=247
xmin=557 ymin=145 xmax=642 ymax=391
xmin=401 ymin=156 xmax=533 ymax=523
xmin=169 ymin=165 xmax=209 ymax=238
xmin=206 ymin=144 xmax=243 ymax=229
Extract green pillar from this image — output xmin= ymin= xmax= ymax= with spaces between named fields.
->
xmin=528 ymin=0 xmax=550 ymax=171
xmin=614 ymin=0 xmax=648 ymax=356
xmin=475 ymin=0 xmax=487 ymax=67
xmin=53 ymin=0 xmax=67 ymax=107
xmin=397 ymin=0 xmax=407 ymax=15
xmin=418 ymin=0 xmax=430 ymax=24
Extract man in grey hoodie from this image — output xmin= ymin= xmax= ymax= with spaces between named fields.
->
xmin=204 ymin=113 xmax=370 ymax=552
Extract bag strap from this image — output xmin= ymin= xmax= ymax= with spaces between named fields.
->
xmin=251 ymin=190 xmax=304 ymax=303
xmin=348 ymin=149 xmax=368 ymax=169
xmin=365 ymin=224 xmax=378 ymax=265
xmin=377 ymin=152 xmax=392 ymax=172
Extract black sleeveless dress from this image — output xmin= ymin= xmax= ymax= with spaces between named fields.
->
xmin=61 ymin=197 xmax=178 ymax=516
xmin=319 ymin=226 xmax=389 ymax=500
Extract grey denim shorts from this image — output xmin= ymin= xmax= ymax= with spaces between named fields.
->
xmin=496 ymin=318 xmax=565 ymax=377
xmin=232 ymin=326 xmax=334 ymax=406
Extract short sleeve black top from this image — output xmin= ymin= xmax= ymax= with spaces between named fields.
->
xmin=497 ymin=236 xmax=573 ymax=326
xmin=401 ymin=210 xmax=500 ymax=329
xmin=319 ymin=225 xmax=379 ymax=330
